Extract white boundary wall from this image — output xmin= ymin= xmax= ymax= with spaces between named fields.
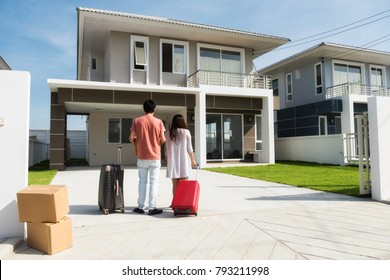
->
xmin=368 ymin=97 xmax=390 ymax=202
xmin=0 ymin=70 xmax=30 ymax=238
xmin=275 ymin=134 xmax=345 ymax=165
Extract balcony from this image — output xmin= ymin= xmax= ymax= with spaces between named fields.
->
xmin=326 ymin=83 xmax=390 ymax=99
xmin=187 ymin=70 xmax=272 ymax=89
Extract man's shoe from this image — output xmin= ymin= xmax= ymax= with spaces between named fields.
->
xmin=133 ymin=207 xmax=145 ymax=214
xmin=148 ymin=208 xmax=163 ymax=215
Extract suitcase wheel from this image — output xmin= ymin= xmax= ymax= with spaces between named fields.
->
xmin=174 ymin=212 xmax=178 ymax=216
xmin=195 ymin=212 xmax=197 ymax=216
xmin=120 ymin=208 xmax=125 ymax=213
xmin=103 ymin=209 xmax=109 ymax=215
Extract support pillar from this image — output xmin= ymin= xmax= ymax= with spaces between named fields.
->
xmin=262 ymin=95 xmax=275 ymax=164
xmin=49 ymin=91 xmax=67 ymax=170
xmin=195 ymin=91 xmax=206 ymax=168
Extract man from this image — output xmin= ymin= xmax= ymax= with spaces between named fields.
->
xmin=129 ymin=99 xmax=166 ymax=215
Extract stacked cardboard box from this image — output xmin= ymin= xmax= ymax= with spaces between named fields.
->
xmin=17 ymin=185 xmax=72 ymax=255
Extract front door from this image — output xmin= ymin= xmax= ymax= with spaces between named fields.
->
xmin=206 ymin=114 xmax=243 ymax=160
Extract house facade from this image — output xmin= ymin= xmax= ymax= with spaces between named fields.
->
xmin=259 ymin=42 xmax=390 ymax=164
xmin=48 ymin=7 xmax=289 ymax=170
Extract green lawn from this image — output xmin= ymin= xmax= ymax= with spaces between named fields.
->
xmin=28 ymin=158 xmax=88 ymax=185
xmin=28 ymin=160 xmax=57 ymax=185
xmin=28 ymin=160 xmax=363 ymax=197
xmin=205 ymin=161 xmax=362 ymax=197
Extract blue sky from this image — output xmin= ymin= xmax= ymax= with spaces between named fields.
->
xmin=1 ymin=0 xmax=389 ymax=130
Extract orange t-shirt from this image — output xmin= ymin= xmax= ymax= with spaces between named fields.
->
xmin=130 ymin=114 xmax=165 ymax=160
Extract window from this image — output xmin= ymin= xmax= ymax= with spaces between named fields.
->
xmin=315 ymin=63 xmax=323 ymax=94
xmin=370 ymin=66 xmax=385 ymax=95
xmin=335 ymin=116 xmax=342 ymax=134
xmin=319 ymin=116 xmax=327 ymax=135
xmin=199 ymin=45 xmax=242 ymax=73
xmin=91 ymin=57 xmax=97 ymax=70
xmin=272 ymin=79 xmax=279 ymax=96
xmin=131 ymin=36 xmax=148 ymax=71
xmin=255 ymin=115 xmax=262 ymax=150
xmin=162 ymin=42 xmax=185 ymax=74
xmin=108 ymin=118 xmax=132 ymax=144
xmin=286 ymin=73 xmax=293 ymax=101
xmin=333 ymin=63 xmax=362 ymax=85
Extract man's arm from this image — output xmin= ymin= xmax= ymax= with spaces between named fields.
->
xmin=159 ymin=130 xmax=166 ymax=145
xmin=129 ymin=130 xmax=136 ymax=143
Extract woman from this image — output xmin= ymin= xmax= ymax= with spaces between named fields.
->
xmin=165 ymin=114 xmax=197 ymax=196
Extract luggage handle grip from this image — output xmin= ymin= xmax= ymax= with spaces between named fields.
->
xmin=192 ymin=164 xmax=200 ymax=180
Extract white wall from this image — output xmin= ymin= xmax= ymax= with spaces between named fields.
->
xmin=0 ymin=70 xmax=30 ymax=238
xmin=368 ymin=97 xmax=390 ymax=202
xmin=275 ymin=134 xmax=345 ymax=165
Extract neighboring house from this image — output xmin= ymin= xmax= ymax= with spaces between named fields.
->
xmin=48 ymin=7 xmax=290 ymax=170
xmin=0 ymin=56 xmax=11 ymax=70
xmin=259 ymin=42 xmax=390 ymax=164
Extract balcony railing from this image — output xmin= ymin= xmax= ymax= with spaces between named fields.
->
xmin=326 ymin=83 xmax=390 ymax=99
xmin=187 ymin=70 xmax=272 ymax=89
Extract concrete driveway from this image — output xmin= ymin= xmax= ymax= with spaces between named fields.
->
xmin=4 ymin=166 xmax=390 ymax=260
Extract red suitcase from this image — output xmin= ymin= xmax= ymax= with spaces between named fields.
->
xmin=171 ymin=180 xmax=200 ymax=216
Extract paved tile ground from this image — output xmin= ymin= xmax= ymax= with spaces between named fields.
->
xmin=3 ymin=166 xmax=390 ymax=260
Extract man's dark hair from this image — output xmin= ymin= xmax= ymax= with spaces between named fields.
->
xmin=143 ymin=99 xmax=156 ymax=113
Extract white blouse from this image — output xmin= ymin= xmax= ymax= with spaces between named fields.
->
xmin=165 ymin=128 xmax=193 ymax=179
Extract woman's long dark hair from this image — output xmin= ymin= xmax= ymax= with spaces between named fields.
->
xmin=169 ymin=114 xmax=187 ymax=141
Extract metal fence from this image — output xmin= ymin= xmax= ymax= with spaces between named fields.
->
xmin=29 ymin=138 xmax=49 ymax=166
xmin=326 ymin=83 xmax=390 ymax=99
xmin=187 ymin=70 xmax=272 ymax=89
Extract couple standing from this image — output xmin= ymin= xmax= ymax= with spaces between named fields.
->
xmin=129 ymin=99 xmax=197 ymax=215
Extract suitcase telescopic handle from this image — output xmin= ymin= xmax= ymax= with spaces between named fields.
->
xmin=118 ymin=146 xmax=122 ymax=165
xmin=192 ymin=164 xmax=200 ymax=180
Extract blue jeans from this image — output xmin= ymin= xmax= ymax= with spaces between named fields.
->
xmin=137 ymin=159 xmax=161 ymax=210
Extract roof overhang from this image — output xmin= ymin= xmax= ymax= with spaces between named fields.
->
xmin=0 ymin=56 xmax=11 ymax=70
xmin=259 ymin=42 xmax=390 ymax=75
xmin=48 ymin=79 xmax=201 ymax=115
xmin=76 ymin=7 xmax=290 ymax=79
xmin=48 ymin=79 xmax=270 ymax=114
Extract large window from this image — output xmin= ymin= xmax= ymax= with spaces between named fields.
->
xmin=162 ymin=42 xmax=186 ymax=74
xmin=108 ymin=118 xmax=132 ymax=144
xmin=315 ymin=63 xmax=323 ymax=94
xmin=131 ymin=36 xmax=148 ymax=71
xmin=286 ymin=73 xmax=293 ymax=101
xmin=333 ymin=62 xmax=362 ymax=85
xmin=199 ymin=45 xmax=242 ymax=73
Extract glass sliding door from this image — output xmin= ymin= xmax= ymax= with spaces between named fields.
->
xmin=206 ymin=114 xmax=243 ymax=160
xmin=206 ymin=114 xmax=222 ymax=159
xmin=223 ymin=115 xmax=243 ymax=159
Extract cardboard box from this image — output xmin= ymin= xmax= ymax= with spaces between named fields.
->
xmin=17 ymin=185 xmax=69 ymax=223
xmin=27 ymin=216 xmax=72 ymax=255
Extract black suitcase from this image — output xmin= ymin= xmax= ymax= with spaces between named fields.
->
xmin=98 ymin=147 xmax=125 ymax=214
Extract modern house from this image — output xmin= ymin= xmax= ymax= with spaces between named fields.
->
xmin=259 ymin=42 xmax=390 ymax=165
xmin=47 ymin=7 xmax=290 ymax=170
